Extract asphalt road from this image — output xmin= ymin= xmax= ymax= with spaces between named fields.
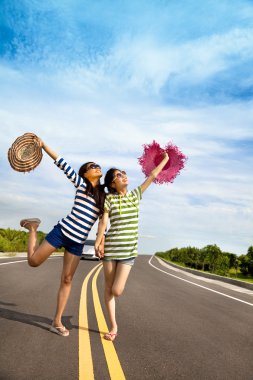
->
xmin=0 ymin=255 xmax=253 ymax=380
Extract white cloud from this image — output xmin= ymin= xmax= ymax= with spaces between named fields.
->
xmin=94 ymin=27 xmax=253 ymax=95
xmin=1 ymin=68 xmax=253 ymax=255
xmin=1 ymin=1 xmax=253 ymax=255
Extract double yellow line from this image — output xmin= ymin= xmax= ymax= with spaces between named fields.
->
xmin=79 ymin=264 xmax=126 ymax=380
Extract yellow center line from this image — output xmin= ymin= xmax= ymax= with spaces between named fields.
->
xmin=79 ymin=263 xmax=102 ymax=380
xmin=92 ymin=265 xmax=126 ymax=380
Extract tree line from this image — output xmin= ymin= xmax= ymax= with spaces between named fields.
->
xmin=1 ymin=228 xmax=252 ymax=277
xmin=155 ymin=244 xmax=253 ymax=277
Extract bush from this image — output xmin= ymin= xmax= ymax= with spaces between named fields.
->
xmin=0 ymin=228 xmax=46 ymax=252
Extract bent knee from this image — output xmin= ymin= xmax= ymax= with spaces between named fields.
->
xmin=63 ymin=274 xmax=73 ymax=284
xmin=28 ymin=257 xmax=40 ymax=267
xmin=112 ymin=286 xmax=124 ymax=297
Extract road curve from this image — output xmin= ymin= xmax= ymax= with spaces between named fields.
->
xmin=0 ymin=255 xmax=253 ymax=380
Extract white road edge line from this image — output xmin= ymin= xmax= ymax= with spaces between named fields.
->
xmin=149 ymin=255 xmax=253 ymax=308
xmin=0 ymin=260 xmax=28 ymax=266
xmin=0 ymin=256 xmax=61 ymax=266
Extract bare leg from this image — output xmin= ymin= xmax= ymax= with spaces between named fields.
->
xmin=103 ymin=261 xmax=118 ymax=335
xmin=52 ymin=251 xmax=80 ymax=333
xmin=103 ymin=261 xmax=132 ymax=340
xmin=112 ymin=263 xmax=132 ymax=297
xmin=23 ymin=221 xmax=56 ymax=267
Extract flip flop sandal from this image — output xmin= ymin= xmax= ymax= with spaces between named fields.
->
xmin=49 ymin=324 xmax=69 ymax=337
xmin=20 ymin=218 xmax=41 ymax=228
xmin=104 ymin=332 xmax=118 ymax=341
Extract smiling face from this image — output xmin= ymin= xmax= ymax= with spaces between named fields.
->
xmin=111 ymin=169 xmax=128 ymax=191
xmin=83 ymin=162 xmax=102 ymax=181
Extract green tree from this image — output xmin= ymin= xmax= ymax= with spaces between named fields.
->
xmin=197 ymin=248 xmax=209 ymax=271
xmin=167 ymin=248 xmax=180 ymax=262
xmin=214 ymin=254 xmax=230 ymax=276
xmin=227 ymin=253 xmax=237 ymax=269
xmin=239 ymin=255 xmax=249 ymax=275
xmin=234 ymin=257 xmax=241 ymax=277
xmin=202 ymin=244 xmax=222 ymax=273
xmin=247 ymin=246 xmax=253 ymax=260
xmin=246 ymin=246 xmax=253 ymax=276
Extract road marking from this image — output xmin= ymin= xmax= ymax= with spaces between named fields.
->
xmin=149 ymin=256 xmax=253 ymax=308
xmin=0 ymin=259 xmax=28 ymax=266
xmin=157 ymin=257 xmax=253 ymax=295
xmin=92 ymin=265 xmax=126 ymax=380
xmin=0 ymin=256 xmax=61 ymax=266
xmin=79 ymin=263 xmax=102 ymax=380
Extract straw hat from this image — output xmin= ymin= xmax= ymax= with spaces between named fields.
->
xmin=138 ymin=140 xmax=187 ymax=184
xmin=8 ymin=133 xmax=43 ymax=172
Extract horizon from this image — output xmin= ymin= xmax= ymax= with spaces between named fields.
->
xmin=1 ymin=1 xmax=253 ymax=255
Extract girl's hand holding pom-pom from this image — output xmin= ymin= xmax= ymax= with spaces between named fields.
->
xmin=138 ymin=140 xmax=187 ymax=184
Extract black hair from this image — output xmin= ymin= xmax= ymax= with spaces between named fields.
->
xmin=104 ymin=168 xmax=119 ymax=194
xmin=78 ymin=162 xmax=105 ymax=215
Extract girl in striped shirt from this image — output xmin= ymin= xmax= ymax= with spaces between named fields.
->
xmin=95 ymin=152 xmax=169 ymax=341
xmin=20 ymin=138 xmax=105 ymax=336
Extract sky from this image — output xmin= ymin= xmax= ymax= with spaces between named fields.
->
xmin=0 ymin=0 xmax=253 ymax=255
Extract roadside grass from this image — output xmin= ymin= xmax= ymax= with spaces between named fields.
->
xmin=228 ymin=269 xmax=253 ymax=283
xmin=157 ymin=255 xmax=253 ymax=284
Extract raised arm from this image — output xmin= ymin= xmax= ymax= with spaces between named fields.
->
xmin=95 ymin=212 xmax=108 ymax=258
xmin=38 ymin=138 xmax=58 ymax=161
xmin=38 ymin=137 xmax=84 ymax=188
xmin=140 ymin=152 xmax=169 ymax=193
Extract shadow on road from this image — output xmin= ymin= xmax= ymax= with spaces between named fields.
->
xmin=78 ymin=326 xmax=103 ymax=335
xmin=0 ymin=306 xmax=103 ymax=335
xmin=0 ymin=301 xmax=17 ymax=306
xmin=0 ymin=306 xmax=77 ymax=332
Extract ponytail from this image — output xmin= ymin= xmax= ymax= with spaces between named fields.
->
xmin=104 ymin=168 xmax=118 ymax=194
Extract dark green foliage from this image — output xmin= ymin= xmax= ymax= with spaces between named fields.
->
xmin=201 ymin=244 xmax=222 ymax=273
xmin=247 ymin=246 xmax=253 ymax=260
xmin=227 ymin=253 xmax=237 ymax=268
xmin=245 ymin=246 xmax=253 ymax=276
xmin=155 ymin=245 xmax=253 ymax=277
xmin=0 ymin=228 xmax=46 ymax=252
xmin=238 ymin=255 xmax=249 ymax=275
xmin=234 ymin=247 xmax=253 ymax=276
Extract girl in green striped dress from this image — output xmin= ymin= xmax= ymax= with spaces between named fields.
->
xmin=95 ymin=152 xmax=169 ymax=341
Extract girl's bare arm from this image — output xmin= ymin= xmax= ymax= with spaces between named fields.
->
xmin=38 ymin=138 xmax=58 ymax=161
xmin=95 ymin=212 xmax=109 ymax=257
xmin=140 ymin=152 xmax=169 ymax=193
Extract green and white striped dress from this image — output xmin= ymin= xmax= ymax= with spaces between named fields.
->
xmin=104 ymin=186 xmax=142 ymax=260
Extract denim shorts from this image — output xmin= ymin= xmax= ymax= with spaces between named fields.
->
xmin=103 ymin=257 xmax=136 ymax=266
xmin=45 ymin=224 xmax=84 ymax=257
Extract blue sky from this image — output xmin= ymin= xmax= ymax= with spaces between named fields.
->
xmin=1 ymin=0 xmax=253 ymax=255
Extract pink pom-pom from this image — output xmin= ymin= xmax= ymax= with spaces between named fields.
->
xmin=138 ymin=140 xmax=187 ymax=184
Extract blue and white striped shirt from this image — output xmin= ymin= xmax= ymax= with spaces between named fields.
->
xmin=54 ymin=157 xmax=100 ymax=244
